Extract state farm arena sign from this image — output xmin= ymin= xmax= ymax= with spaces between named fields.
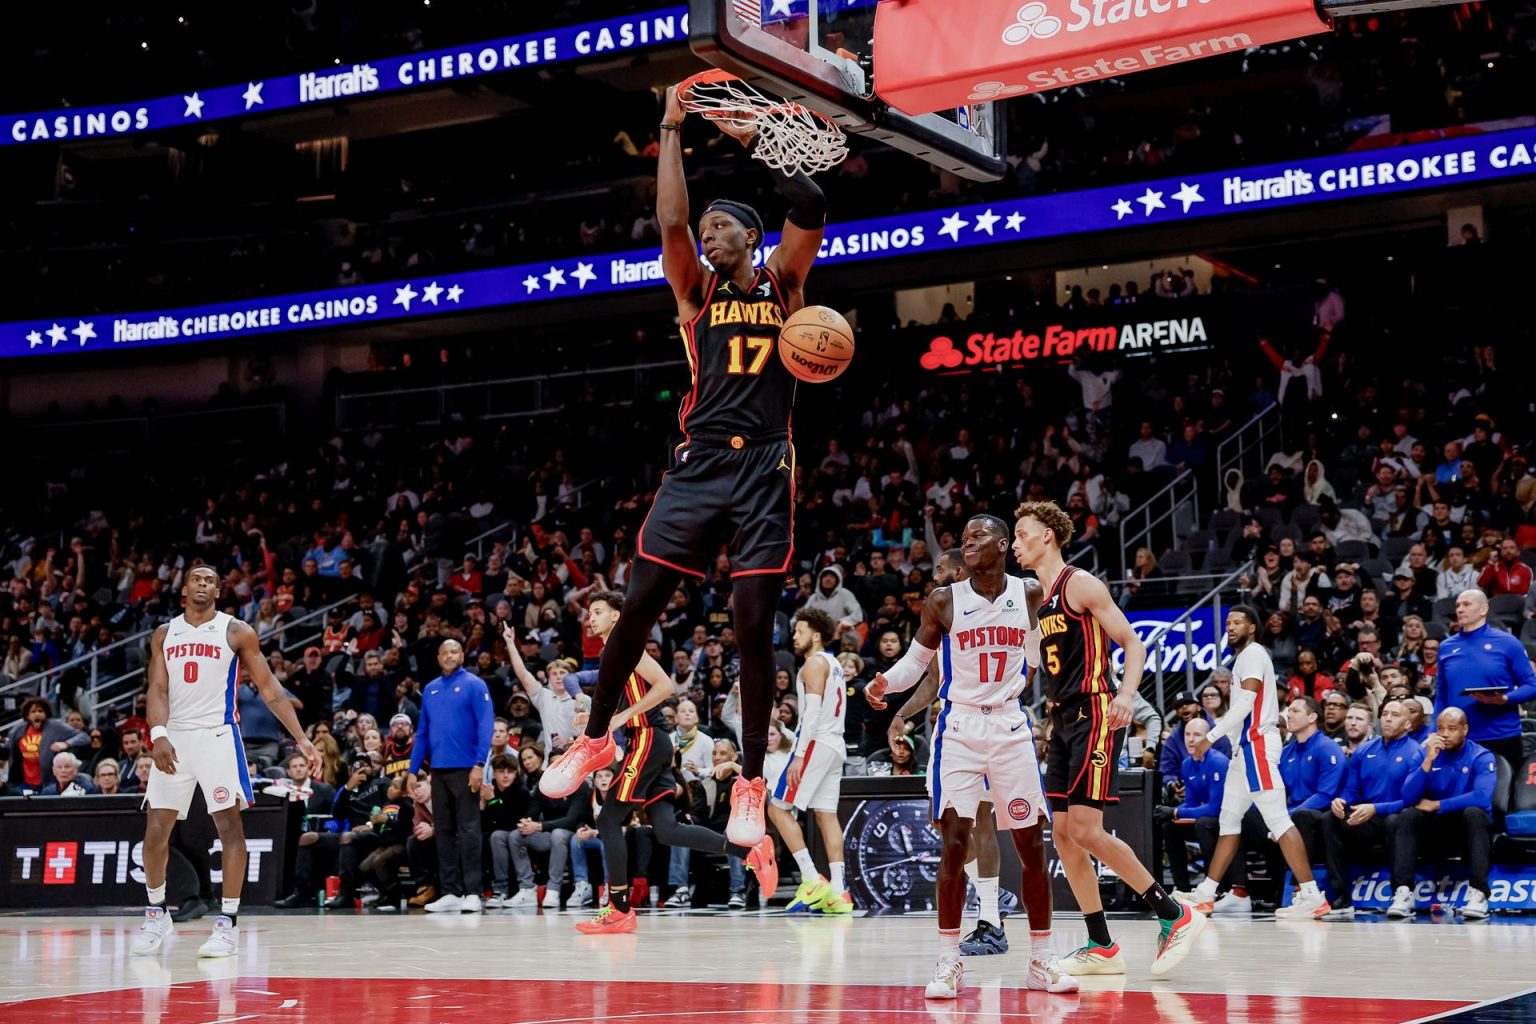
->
xmin=917 ymin=306 xmax=1219 ymax=374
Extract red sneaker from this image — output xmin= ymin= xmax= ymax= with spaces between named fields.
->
xmin=541 ymin=733 xmax=618 ymax=798
xmin=631 ymin=877 xmax=650 ymax=909
xmin=725 ymin=776 xmax=767 ymax=847
xmin=745 ymin=835 xmax=778 ymax=902
xmin=576 ymin=904 xmax=638 ymax=935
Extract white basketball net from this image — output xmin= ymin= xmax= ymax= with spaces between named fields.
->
xmin=680 ymin=74 xmax=848 ymax=177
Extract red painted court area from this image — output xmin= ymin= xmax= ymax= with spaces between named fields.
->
xmin=11 ymin=977 xmax=1468 ymax=1024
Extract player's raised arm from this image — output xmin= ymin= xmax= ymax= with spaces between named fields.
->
xmin=763 ymin=164 xmax=826 ymax=304
xmin=1066 ymin=571 xmax=1144 ymax=731
xmin=146 ymin=624 xmax=176 ymax=775
xmin=866 ymin=587 xmax=953 ymax=709
xmin=229 ymin=619 xmax=321 ymax=774
xmin=658 ymin=84 xmax=704 ymax=311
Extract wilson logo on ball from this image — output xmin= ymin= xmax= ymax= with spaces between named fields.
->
xmin=778 ymin=305 xmax=854 ymax=383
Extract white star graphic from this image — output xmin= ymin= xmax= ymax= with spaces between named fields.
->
xmin=973 ymin=209 xmax=1001 ymax=236
xmin=421 ymin=281 xmax=444 ymax=305
xmin=1005 ymin=211 xmax=1025 ymax=231
xmin=46 ymin=323 xmax=67 ymax=347
xmin=769 ymin=0 xmax=794 ymax=15
xmin=1111 ymin=198 xmax=1134 ymax=221
xmin=543 ymin=266 xmax=566 ymax=289
xmin=72 ymin=320 xmax=96 ymax=346
xmin=1137 ymin=188 xmax=1166 ymax=217
xmin=446 ymin=284 xmax=463 ymax=303
xmin=938 ymin=212 xmax=968 ymax=242
xmin=571 ymin=262 xmax=597 ymax=290
xmin=243 ymin=81 xmax=265 ymax=110
xmin=523 ymin=275 xmax=540 ymax=294
xmin=183 ymin=92 xmax=205 ymax=119
xmin=26 ymin=330 xmax=42 ymax=349
xmin=393 ymin=283 xmax=418 ymax=310
xmin=1172 ymin=181 xmax=1205 ymax=214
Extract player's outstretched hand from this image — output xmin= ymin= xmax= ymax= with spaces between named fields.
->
xmin=865 ymin=673 xmax=889 ymax=710
xmin=298 ymin=738 xmax=323 ymax=779
xmin=151 ymin=737 xmax=178 ymax=775
xmin=664 ymin=85 xmax=686 ymax=127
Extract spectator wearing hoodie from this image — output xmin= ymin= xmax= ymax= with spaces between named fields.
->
xmin=804 ymin=566 xmax=863 ymax=637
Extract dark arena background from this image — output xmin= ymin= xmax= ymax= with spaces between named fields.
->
xmin=3 ymin=2 xmax=1536 ymax=1022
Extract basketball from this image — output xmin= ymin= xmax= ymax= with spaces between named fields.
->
xmin=778 ymin=305 xmax=855 ymax=383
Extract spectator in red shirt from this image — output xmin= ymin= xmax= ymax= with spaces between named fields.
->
xmin=1287 ymin=648 xmax=1337 ymax=702
xmin=1477 ymin=538 xmax=1533 ymax=598
xmin=448 ymin=555 xmax=484 ymax=597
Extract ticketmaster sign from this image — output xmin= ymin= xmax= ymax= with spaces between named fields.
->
xmin=3 ymin=127 xmax=1534 ymax=360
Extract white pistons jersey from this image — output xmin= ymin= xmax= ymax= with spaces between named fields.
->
xmin=796 ymin=650 xmax=847 ymax=744
xmin=939 ymin=576 xmax=1034 ymax=707
xmin=162 ymin=611 xmax=239 ymax=730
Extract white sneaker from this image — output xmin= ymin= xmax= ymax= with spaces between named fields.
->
xmin=924 ymin=956 xmax=965 ymax=999
xmin=1320 ymin=905 xmax=1356 ymax=921
xmin=130 ymin=907 xmax=174 ymax=956
xmin=1060 ymin=942 xmax=1126 ymax=976
xmin=460 ymin=894 xmax=483 ymax=913
xmin=425 ymin=894 xmax=464 ymax=913
xmin=571 ymin=881 xmax=595 ymax=907
xmin=196 ymin=916 xmax=238 ymax=959
xmin=663 ymin=887 xmax=692 ymax=909
xmin=1275 ymin=888 xmax=1330 ymax=920
xmin=1211 ymin=891 xmax=1254 ymax=916
xmin=1386 ymin=886 xmax=1416 ymax=919
xmin=506 ymin=889 xmax=538 ymax=909
xmin=1027 ymin=953 xmax=1080 ymax=993
xmin=541 ymin=888 xmax=561 ymax=909
xmin=1461 ymin=890 xmax=1490 ymax=920
xmin=483 ymin=895 xmax=507 ymax=909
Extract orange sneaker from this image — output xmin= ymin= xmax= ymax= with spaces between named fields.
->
xmin=541 ymin=733 xmax=618 ymax=798
xmin=575 ymin=904 xmax=638 ymax=935
xmin=726 ymin=776 xmax=767 ymax=846
xmin=745 ymin=835 xmax=778 ymax=902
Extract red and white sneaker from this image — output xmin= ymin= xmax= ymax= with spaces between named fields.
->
xmin=575 ymin=904 xmax=638 ymax=935
xmin=725 ymin=776 xmax=767 ymax=847
xmin=540 ymin=733 xmax=618 ymax=798
xmin=745 ymin=835 xmax=778 ymax=901
xmin=1149 ymin=904 xmax=1207 ymax=978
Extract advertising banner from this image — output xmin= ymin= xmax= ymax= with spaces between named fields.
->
xmin=1286 ymin=866 xmax=1536 ymax=912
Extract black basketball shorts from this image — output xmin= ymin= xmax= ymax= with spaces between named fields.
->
xmin=1045 ymin=692 xmax=1122 ymax=810
xmin=636 ymin=431 xmax=794 ymax=578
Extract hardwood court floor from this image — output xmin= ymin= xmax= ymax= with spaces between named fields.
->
xmin=3 ymin=907 xmax=1533 ymax=1023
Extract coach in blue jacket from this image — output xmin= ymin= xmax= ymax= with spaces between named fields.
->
xmin=1278 ymin=695 xmax=1346 ymax=860
xmin=1158 ymin=689 xmax=1231 ymax=779
xmin=1436 ymin=589 xmax=1536 ymax=781
xmin=1318 ymin=697 xmax=1422 ymax=918
xmin=1159 ymin=718 xmax=1229 ymax=892
xmin=1388 ymin=707 xmax=1498 ymax=919
xmin=409 ymin=638 xmax=495 ymax=913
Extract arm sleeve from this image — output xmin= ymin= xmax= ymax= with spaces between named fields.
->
xmin=1206 ymin=686 xmax=1256 ymax=744
xmin=474 ymin=682 xmax=495 ymax=765
xmin=1439 ymin=753 xmax=1498 ymax=814
xmin=767 ymin=162 xmax=827 ymax=229
xmin=794 ymin=692 xmax=823 ymax=755
xmin=408 ymin=697 xmax=431 ymax=774
xmin=1504 ymin=639 xmax=1536 ymax=705
xmin=722 ymin=689 xmax=743 ymax=748
xmin=1401 ymin=764 xmax=1429 ymax=807
xmin=880 ymin=641 xmax=939 ymax=695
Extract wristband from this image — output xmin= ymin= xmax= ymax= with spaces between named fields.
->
xmin=659 ymin=122 xmax=681 ymax=131
xmin=150 ymin=726 xmax=169 ymax=743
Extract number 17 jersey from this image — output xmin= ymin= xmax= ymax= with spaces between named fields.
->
xmin=938 ymin=576 xmax=1034 ymax=707
xmin=680 ymin=268 xmax=796 ymax=438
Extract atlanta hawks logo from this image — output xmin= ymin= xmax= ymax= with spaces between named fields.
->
xmin=1089 ymin=750 xmax=1109 ymax=769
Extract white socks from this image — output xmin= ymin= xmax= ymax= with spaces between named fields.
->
xmin=792 ymin=848 xmax=818 ymax=879
xmin=1297 ymin=880 xmax=1320 ymax=899
xmin=146 ymin=883 xmax=166 ymax=907
xmin=828 ymin=861 xmax=845 ymax=894
xmin=1195 ymin=877 xmax=1219 ymax=899
xmin=222 ymin=897 xmax=241 ymax=916
xmin=939 ymin=929 xmax=961 ymax=956
xmin=974 ymin=877 xmax=1001 ymax=928
xmin=1031 ymin=931 xmax=1052 ymax=959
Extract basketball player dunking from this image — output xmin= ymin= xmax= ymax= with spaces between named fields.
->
xmin=867 ymin=516 xmax=1073 ymax=1000
xmin=888 ymin=546 xmax=1022 ymax=953
xmin=541 ymin=81 xmax=826 ymax=851
xmin=132 ymin=565 xmax=319 ymax=959
xmin=1012 ymin=501 xmax=1204 ymax=978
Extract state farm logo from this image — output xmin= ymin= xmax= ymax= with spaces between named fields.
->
xmin=920 ymin=337 xmax=965 ymax=371
xmin=1003 ymin=3 xmax=1062 ymax=45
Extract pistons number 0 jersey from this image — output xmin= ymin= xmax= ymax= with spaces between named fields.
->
xmin=938 ymin=576 xmax=1035 ymax=707
xmin=678 ymin=268 xmax=797 ymax=438
xmin=162 ymin=611 xmax=239 ymax=730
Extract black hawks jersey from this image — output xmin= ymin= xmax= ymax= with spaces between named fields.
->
xmin=1035 ymin=565 xmax=1117 ymax=703
xmin=678 ymin=268 xmax=797 ymax=438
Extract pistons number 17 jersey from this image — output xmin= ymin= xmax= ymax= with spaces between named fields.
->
xmin=162 ymin=610 xmax=239 ymax=730
xmin=938 ymin=576 xmax=1035 ymax=707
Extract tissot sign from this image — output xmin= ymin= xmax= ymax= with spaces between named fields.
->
xmin=919 ymin=308 xmax=1216 ymax=373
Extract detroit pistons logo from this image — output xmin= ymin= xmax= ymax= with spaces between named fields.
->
xmin=213 ymin=786 xmax=230 ymax=803
xmin=1089 ymin=750 xmax=1110 ymax=769
xmin=1008 ymin=798 xmax=1032 ymax=821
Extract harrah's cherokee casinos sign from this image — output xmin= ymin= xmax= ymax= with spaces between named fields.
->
xmin=874 ymin=0 xmax=1329 ymax=115
xmin=918 ymin=306 xmax=1215 ymax=373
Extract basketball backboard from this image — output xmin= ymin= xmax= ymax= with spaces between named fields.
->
xmin=690 ymin=0 xmax=1007 ymax=181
